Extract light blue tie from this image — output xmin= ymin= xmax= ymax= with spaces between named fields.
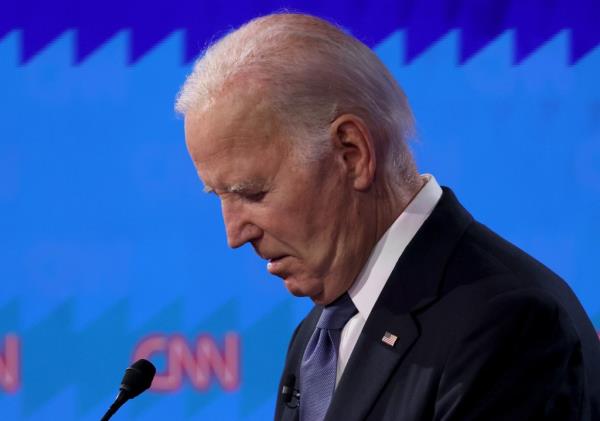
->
xmin=299 ymin=293 xmax=358 ymax=421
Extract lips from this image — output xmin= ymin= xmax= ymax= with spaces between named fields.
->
xmin=258 ymin=249 xmax=286 ymax=262
xmin=266 ymin=255 xmax=289 ymax=275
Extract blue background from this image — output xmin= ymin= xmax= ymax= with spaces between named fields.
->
xmin=1 ymin=1 xmax=599 ymax=419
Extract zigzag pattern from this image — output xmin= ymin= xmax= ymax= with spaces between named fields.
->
xmin=0 ymin=298 xmax=294 ymax=418
xmin=0 ymin=0 xmax=599 ymax=65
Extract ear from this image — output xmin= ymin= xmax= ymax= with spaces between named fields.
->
xmin=329 ymin=114 xmax=376 ymax=191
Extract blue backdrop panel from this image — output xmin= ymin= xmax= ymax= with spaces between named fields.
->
xmin=0 ymin=1 xmax=599 ymax=420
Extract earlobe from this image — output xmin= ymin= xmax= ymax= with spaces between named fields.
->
xmin=331 ymin=114 xmax=376 ymax=191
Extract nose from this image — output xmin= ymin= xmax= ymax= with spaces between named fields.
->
xmin=220 ymin=198 xmax=263 ymax=249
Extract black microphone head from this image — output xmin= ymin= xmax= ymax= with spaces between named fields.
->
xmin=119 ymin=359 xmax=156 ymax=399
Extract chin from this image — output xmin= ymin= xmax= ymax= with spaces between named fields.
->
xmin=283 ymin=276 xmax=323 ymax=301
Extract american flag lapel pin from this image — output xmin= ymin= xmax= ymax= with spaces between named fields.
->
xmin=381 ymin=331 xmax=398 ymax=347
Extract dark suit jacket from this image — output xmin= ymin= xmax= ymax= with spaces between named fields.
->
xmin=274 ymin=188 xmax=600 ymax=420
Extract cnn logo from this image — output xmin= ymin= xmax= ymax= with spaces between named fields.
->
xmin=133 ymin=333 xmax=240 ymax=392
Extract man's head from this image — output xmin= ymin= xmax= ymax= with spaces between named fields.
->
xmin=177 ymin=13 xmax=421 ymax=305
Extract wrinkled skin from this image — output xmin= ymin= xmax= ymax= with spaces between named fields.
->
xmin=184 ymin=89 xmax=409 ymax=305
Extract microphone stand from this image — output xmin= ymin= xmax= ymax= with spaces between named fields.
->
xmin=100 ymin=391 xmax=128 ymax=421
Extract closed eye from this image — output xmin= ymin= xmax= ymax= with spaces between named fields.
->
xmin=243 ymin=191 xmax=267 ymax=202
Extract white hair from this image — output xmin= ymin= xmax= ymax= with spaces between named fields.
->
xmin=176 ymin=13 xmax=417 ymax=184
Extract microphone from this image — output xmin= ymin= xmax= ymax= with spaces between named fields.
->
xmin=101 ymin=359 xmax=156 ymax=421
xmin=281 ymin=373 xmax=300 ymax=408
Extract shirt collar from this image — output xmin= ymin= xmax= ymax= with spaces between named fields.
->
xmin=348 ymin=174 xmax=443 ymax=319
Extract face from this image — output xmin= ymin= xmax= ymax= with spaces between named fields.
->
xmin=184 ymin=90 xmax=371 ymax=304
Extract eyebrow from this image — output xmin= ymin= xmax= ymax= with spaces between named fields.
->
xmin=202 ymin=181 xmax=264 ymax=195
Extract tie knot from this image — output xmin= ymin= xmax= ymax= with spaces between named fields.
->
xmin=317 ymin=293 xmax=357 ymax=330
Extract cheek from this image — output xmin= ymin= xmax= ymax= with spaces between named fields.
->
xmin=289 ymin=195 xmax=343 ymax=260
xmin=270 ymin=165 xmax=349 ymax=253
xmin=261 ymin=194 xmax=323 ymax=255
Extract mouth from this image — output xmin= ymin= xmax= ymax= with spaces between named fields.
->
xmin=265 ymin=255 xmax=289 ymax=275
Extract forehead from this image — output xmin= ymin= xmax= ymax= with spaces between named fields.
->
xmin=186 ymin=88 xmax=280 ymax=153
xmin=184 ymin=90 xmax=290 ymax=189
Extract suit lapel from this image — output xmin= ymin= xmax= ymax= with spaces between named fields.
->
xmin=324 ymin=188 xmax=473 ymax=421
xmin=325 ymin=309 xmax=418 ymax=421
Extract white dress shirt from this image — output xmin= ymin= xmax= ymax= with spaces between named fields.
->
xmin=336 ymin=174 xmax=443 ymax=386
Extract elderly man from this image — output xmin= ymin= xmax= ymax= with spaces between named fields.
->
xmin=176 ymin=13 xmax=600 ymax=421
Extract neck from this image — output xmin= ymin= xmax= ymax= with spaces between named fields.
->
xmin=318 ymin=173 xmax=424 ymax=305
xmin=371 ymin=173 xmax=425 ymax=243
